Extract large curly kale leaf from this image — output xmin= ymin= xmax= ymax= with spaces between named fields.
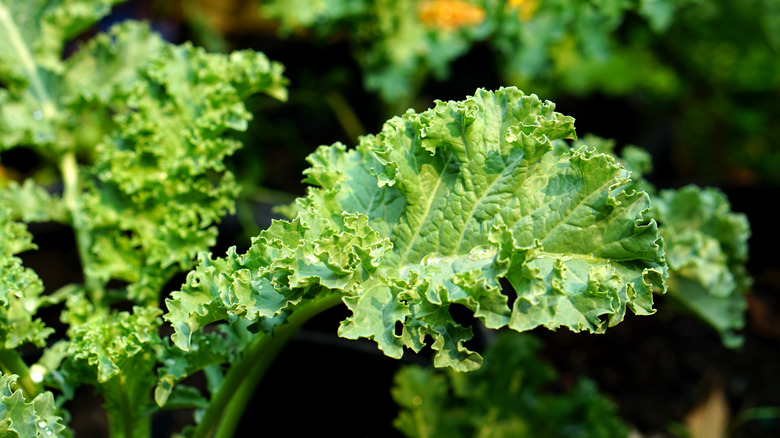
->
xmin=166 ymin=87 xmax=667 ymax=371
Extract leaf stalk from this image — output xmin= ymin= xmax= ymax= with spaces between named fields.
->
xmin=61 ymin=152 xmax=103 ymax=301
xmin=192 ymin=293 xmax=343 ymax=438
xmin=0 ymin=349 xmax=40 ymax=397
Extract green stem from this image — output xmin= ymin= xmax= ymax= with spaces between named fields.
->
xmin=104 ymin=369 xmax=152 ymax=438
xmin=729 ymin=406 xmax=780 ymax=436
xmin=119 ymin=377 xmax=134 ymax=438
xmin=192 ymin=293 xmax=343 ymax=438
xmin=246 ymin=186 xmax=298 ymax=206
xmin=0 ymin=349 xmax=39 ymax=397
xmin=323 ymin=91 xmax=365 ymax=142
xmin=60 ymin=152 xmax=102 ymax=301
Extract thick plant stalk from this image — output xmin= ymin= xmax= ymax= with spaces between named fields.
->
xmin=0 ymin=349 xmax=39 ymax=397
xmin=193 ymin=293 xmax=343 ymax=438
xmin=60 ymin=152 xmax=102 ymax=301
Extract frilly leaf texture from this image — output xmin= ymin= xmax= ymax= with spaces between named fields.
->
xmin=60 ymin=299 xmax=163 ymax=433
xmin=0 ymin=372 xmax=67 ymax=438
xmin=650 ymin=185 xmax=751 ymax=347
xmin=166 ymin=87 xmax=667 ymax=370
xmin=63 ymin=301 xmax=162 ymax=384
xmin=61 ymin=21 xmax=288 ymax=302
xmin=573 ymin=135 xmax=751 ymax=347
xmin=0 ymin=205 xmax=52 ymax=349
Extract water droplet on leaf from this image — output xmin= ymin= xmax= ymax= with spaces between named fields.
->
xmin=23 ymin=299 xmax=36 ymax=313
xmin=29 ymin=364 xmax=46 ymax=383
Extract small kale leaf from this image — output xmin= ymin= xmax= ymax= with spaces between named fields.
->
xmin=0 ymin=372 xmax=67 ymax=438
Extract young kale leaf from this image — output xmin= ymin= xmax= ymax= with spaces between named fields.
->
xmin=0 ymin=372 xmax=67 ymax=438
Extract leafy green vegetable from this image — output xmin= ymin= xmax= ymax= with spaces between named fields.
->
xmin=0 ymin=2 xmax=757 ymax=435
xmin=60 ymin=301 xmax=163 ymax=437
xmin=258 ymin=0 xmax=686 ymax=106
xmin=650 ymin=186 xmax=751 ymax=347
xmin=0 ymin=0 xmax=125 ymax=150
xmin=0 ymin=205 xmax=51 ymax=350
xmin=61 ymin=21 xmax=288 ymax=303
xmin=392 ymin=331 xmax=629 ymax=438
xmin=0 ymin=372 xmax=67 ymax=438
xmin=1 ymin=1 xmax=288 ymax=435
xmin=166 ymin=86 xmax=667 ymax=373
xmin=576 ymin=134 xmax=751 ymax=347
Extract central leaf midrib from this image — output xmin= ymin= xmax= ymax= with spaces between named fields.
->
xmin=397 ymin=154 xmax=454 ymax=267
xmin=0 ymin=4 xmax=57 ymax=118
xmin=452 ymin=154 xmax=519 ymax=255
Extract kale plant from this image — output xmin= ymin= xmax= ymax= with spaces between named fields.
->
xmin=0 ymin=1 xmax=750 ymax=437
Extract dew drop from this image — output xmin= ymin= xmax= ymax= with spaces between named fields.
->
xmin=33 ymin=110 xmax=43 ymax=120
xmin=37 ymin=420 xmax=47 ymax=428
xmin=29 ymin=364 xmax=46 ymax=383
xmin=24 ymin=299 xmax=36 ymax=313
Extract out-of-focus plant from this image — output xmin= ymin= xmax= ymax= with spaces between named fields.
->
xmin=257 ymin=0 xmax=780 ymax=184
xmin=392 ymin=331 xmax=629 ymax=438
xmin=575 ymin=135 xmax=752 ymax=347
xmin=257 ymin=0 xmax=685 ymax=107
